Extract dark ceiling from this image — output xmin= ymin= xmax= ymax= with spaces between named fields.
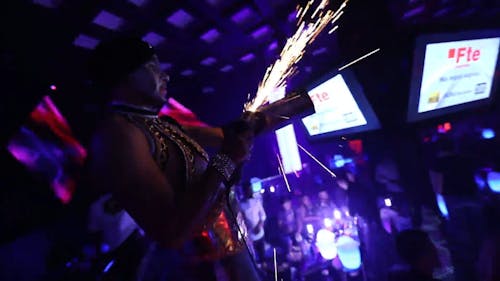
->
xmin=1 ymin=0 xmax=499 ymax=145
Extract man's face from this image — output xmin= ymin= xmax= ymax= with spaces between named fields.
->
xmin=128 ymin=55 xmax=169 ymax=104
xmin=318 ymin=191 xmax=329 ymax=201
xmin=144 ymin=56 xmax=169 ymax=98
xmin=302 ymin=195 xmax=311 ymax=206
xmin=282 ymin=200 xmax=292 ymax=210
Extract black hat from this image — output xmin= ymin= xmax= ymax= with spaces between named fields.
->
xmin=87 ymin=35 xmax=156 ymax=90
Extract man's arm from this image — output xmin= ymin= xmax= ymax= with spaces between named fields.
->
xmin=428 ymin=170 xmax=443 ymax=194
xmin=88 ymin=117 xmax=231 ymax=247
xmin=183 ymin=126 xmax=224 ymax=148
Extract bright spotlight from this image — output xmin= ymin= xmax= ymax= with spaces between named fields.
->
xmin=324 ymin=218 xmax=333 ymax=228
xmin=487 ymin=171 xmax=500 ymax=193
xmin=306 ymin=224 xmax=314 ymax=234
xmin=333 ymin=209 xmax=342 ymax=220
xmin=384 ymin=198 xmax=392 ymax=207
xmin=436 ymin=194 xmax=449 ymax=218
xmin=316 ymin=229 xmax=337 ymax=260
xmin=482 ymin=128 xmax=495 ymax=139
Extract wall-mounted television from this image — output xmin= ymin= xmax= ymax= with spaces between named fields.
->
xmin=301 ymin=70 xmax=380 ymax=138
xmin=407 ymin=29 xmax=500 ymax=122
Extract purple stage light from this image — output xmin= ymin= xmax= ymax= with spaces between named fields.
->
xmin=312 ymin=47 xmax=328 ymax=56
xmin=167 ymin=9 xmax=194 ymax=29
xmin=180 ymin=69 xmax=195 ymax=76
xmin=220 ymin=65 xmax=233 ymax=72
xmin=231 ymin=7 xmax=255 ymax=24
xmin=200 ymin=28 xmax=220 ymax=43
xmin=251 ymin=25 xmax=271 ymax=40
xmin=200 ymin=57 xmax=217 ymax=66
xmin=33 ymin=0 xmax=60 ymax=8
xmin=128 ymin=0 xmax=148 ymax=7
xmin=402 ymin=5 xmax=425 ymax=20
xmin=240 ymin=53 xmax=255 ymax=63
xmin=160 ymin=63 xmax=172 ymax=71
xmin=287 ymin=10 xmax=297 ymax=22
xmin=202 ymin=86 xmax=215 ymax=94
xmin=268 ymin=41 xmax=278 ymax=51
xmin=73 ymin=34 xmax=99 ymax=49
xmin=142 ymin=32 xmax=165 ymax=46
xmin=93 ymin=10 xmax=124 ymax=31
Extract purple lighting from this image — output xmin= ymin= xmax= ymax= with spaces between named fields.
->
xmin=240 ymin=53 xmax=255 ymax=63
xmin=200 ymin=29 xmax=220 ymax=43
xmin=206 ymin=0 xmax=222 ymax=6
xmin=93 ymin=10 xmax=124 ymax=31
xmin=180 ymin=69 xmax=195 ymax=76
xmin=142 ymin=32 xmax=165 ymax=46
xmin=167 ymin=9 xmax=194 ymax=29
xmin=402 ymin=5 xmax=425 ymax=20
xmin=268 ymin=41 xmax=278 ymax=51
xmin=312 ymin=47 xmax=328 ymax=56
xmin=231 ymin=7 xmax=255 ymax=24
xmin=33 ymin=0 xmax=60 ymax=8
xmin=202 ymin=86 xmax=215 ymax=94
xmin=200 ymin=57 xmax=217 ymax=66
xmin=251 ymin=25 xmax=272 ymax=40
xmin=128 ymin=0 xmax=148 ymax=7
xmin=276 ymin=124 xmax=302 ymax=174
xmin=160 ymin=63 xmax=172 ymax=71
xmin=220 ymin=65 xmax=233 ymax=72
xmin=73 ymin=34 xmax=99 ymax=49
xmin=433 ymin=7 xmax=453 ymax=18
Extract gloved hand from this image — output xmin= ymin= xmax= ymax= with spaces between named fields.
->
xmin=220 ymin=118 xmax=254 ymax=165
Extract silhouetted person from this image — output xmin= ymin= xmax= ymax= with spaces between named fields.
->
xmin=429 ymin=137 xmax=484 ymax=281
xmin=389 ymin=229 xmax=441 ymax=281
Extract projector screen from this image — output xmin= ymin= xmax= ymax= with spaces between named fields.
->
xmin=407 ymin=29 xmax=500 ymax=122
xmin=301 ymin=70 xmax=380 ymax=138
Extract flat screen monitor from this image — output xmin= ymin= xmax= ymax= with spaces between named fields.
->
xmin=407 ymin=29 xmax=500 ymax=122
xmin=301 ymin=70 xmax=380 ymax=138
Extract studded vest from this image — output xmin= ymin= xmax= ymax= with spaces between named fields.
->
xmin=117 ymin=111 xmax=247 ymax=260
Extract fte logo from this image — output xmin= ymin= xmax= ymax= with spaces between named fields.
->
xmin=448 ymin=47 xmax=481 ymax=64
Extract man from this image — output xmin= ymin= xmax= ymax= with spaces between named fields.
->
xmin=85 ymin=36 xmax=258 ymax=280
xmin=428 ymin=137 xmax=484 ymax=281
xmin=239 ymin=182 xmax=267 ymax=265
xmin=295 ymin=194 xmax=319 ymax=235
xmin=315 ymin=189 xmax=335 ymax=219
xmin=375 ymin=155 xmax=413 ymax=234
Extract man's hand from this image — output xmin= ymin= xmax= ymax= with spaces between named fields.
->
xmin=220 ymin=119 xmax=254 ymax=164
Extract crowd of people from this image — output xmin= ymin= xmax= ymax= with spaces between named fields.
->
xmin=18 ymin=35 xmax=496 ymax=281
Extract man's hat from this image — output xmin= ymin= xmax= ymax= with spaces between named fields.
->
xmin=87 ymin=35 xmax=156 ymax=90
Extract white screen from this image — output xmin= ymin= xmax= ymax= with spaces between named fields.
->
xmin=302 ymin=74 xmax=367 ymax=136
xmin=418 ymin=37 xmax=500 ymax=113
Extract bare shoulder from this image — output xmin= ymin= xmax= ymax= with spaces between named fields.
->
xmin=91 ymin=114 xmax=148 ymax=152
